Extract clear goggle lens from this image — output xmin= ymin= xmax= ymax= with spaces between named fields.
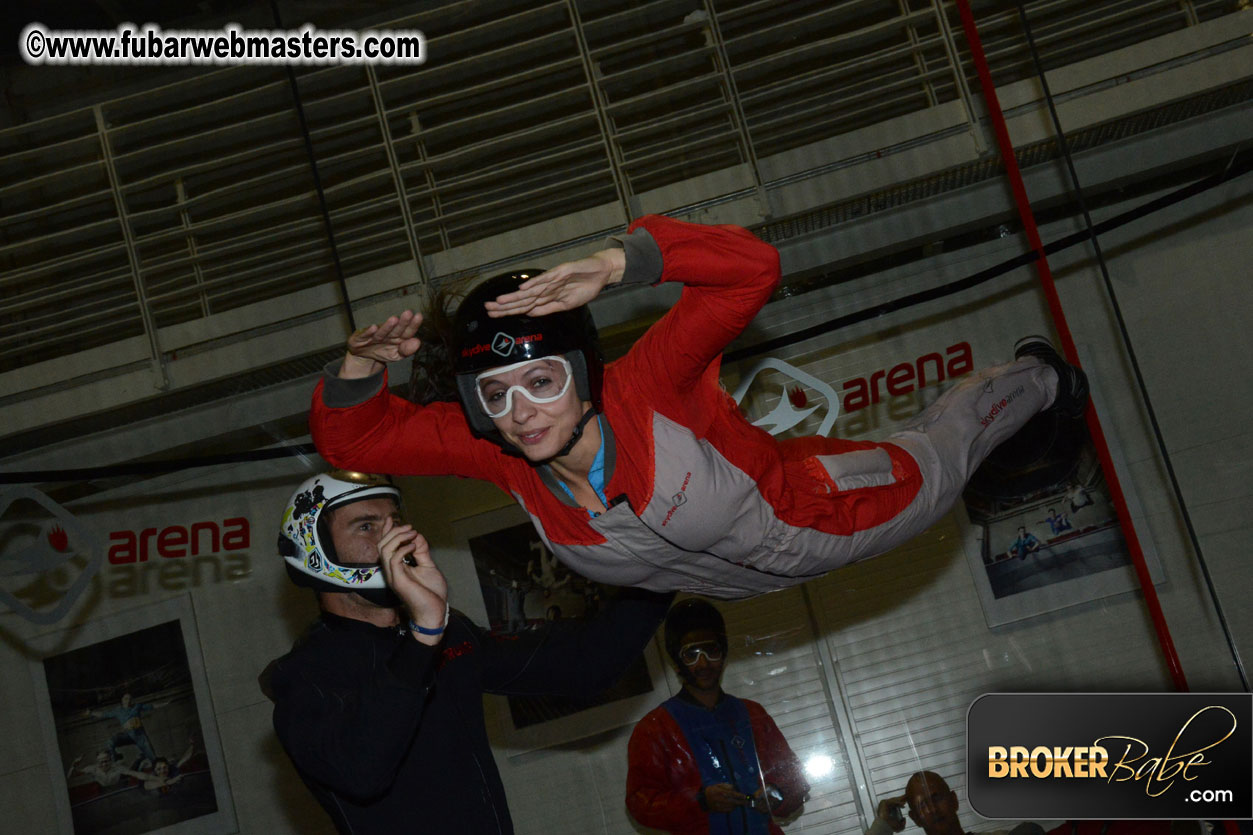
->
xmin=678 ymin=641 xmax=725 ymax=666
xmin=475 ymin=357 xmax=573 ymax=418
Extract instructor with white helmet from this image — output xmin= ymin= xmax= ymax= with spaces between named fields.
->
xmin=265 ymin=470 xmax=672 ymax=834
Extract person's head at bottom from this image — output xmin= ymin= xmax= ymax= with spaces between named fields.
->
xmin=278 ymin=470 xmax=446 ymax=643
xmin=903 ymin=771 xmax=962 ymax=835
xmin=664 ymin=599 xmax=729 ymax=707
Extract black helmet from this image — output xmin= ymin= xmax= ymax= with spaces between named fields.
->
xmin=452 ymin=271 xmax=604 ymax=443
xmin=663 ymin=599 xmax=728 ymax=670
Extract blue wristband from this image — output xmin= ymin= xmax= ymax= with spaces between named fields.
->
xmin=409 ymin=602 xmax=450 ymax=636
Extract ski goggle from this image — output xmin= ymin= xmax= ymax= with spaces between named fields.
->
xmin=474 ymin=356 xmax=573 ymax=419
xmin=678 ymin=641 xmax=725 ymax=666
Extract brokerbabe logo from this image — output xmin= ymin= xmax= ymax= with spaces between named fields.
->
xmin=968 ymin=693 xmax=1252 ymax=820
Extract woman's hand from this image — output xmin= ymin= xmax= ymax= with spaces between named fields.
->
xmin=377 ymin=519 xmax=449 ymax=645
xmin=339 ymin=311 xmax=423 ymax=379
xmin=484 ymin=249 xmax=625 ymax=318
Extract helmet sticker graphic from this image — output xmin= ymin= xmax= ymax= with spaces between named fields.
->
xmin=292 ymin=484 xmax=325 ymax=520
xmin=0 ymin=486 xmax=103 ymax=624
xmin=491 ymin=332 xmax=516 ymax=356
xmin=731 ymin=358 xmax=840 ymax=437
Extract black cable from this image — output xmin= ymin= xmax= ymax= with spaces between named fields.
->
xmin=2 ymin=147 xmax=1248 ymax=487
xmin=270 ymin=0 xmax=357 ymax=332
xmin=2 ymin=444 xmax=318 ymax=484
xmin=1017 ymin=2 xmax=1248 ymax=691
xmin=724 ymin=145 xmax=1251 ymax=365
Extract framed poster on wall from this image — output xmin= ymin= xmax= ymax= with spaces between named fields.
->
xmin=31 ymin=595 xmax=237 ymax=835
xmin=957 ymin=393 xmax=1164 ymax=628
xmin=452 ymin=503 xmax=667 ymax=753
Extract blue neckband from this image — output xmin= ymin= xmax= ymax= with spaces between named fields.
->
xmin=554 ymin=414 xmax=608 ymax=515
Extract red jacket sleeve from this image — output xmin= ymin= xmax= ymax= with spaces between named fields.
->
xmin=310 ymin=370 xmax=502 ymax=484
xmin=626 ymin=708 xmax=708 ymax=834
xmin=620 ymin=214 xmax=780 ymax=399
xmin=747 ymin=700 xmax=810 ymax=819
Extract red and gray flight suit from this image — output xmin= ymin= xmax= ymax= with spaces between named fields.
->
xmin=311 ymin=215 xmax=1058 ymax=599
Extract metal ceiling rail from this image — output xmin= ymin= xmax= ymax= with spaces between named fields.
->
xmin=1 ymin=267 xmax=135 ymax=315
xmin=129 ymin=151 xmax=392 ymax=224
xmin=0 ymin=245 xmax=128 ymax=292
xmin=105 ymin=79 xmax=292 ymax=138
xmin=416 ymin=141 xmax=609 ymax=193
xmin=580 ymin=0 xmax=678 ymax=34
xmin=0 ymin=0 xmax=1243 ymax=390
xmin=396 ymin=114 xmax=601 ymax=177
xmin=736 ymin=36 xmax=949 ymax=104
xmin=0 ymin=296 xmax=141 ymax=348
xmin=384 ymin=56 xmax=585 ymax=117
xmin=117 ymin=138 xmax=307 ymax=191
xmin=0 ymin=215 xmax=122 ymax=261
xmin=411 ymin=91 xmax=594 ymax=148
xmin=587 ymin=22 xmax=707 ymax=59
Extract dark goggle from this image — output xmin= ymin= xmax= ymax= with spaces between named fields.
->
xmin=678 ymin=641 xmax=724 ymax=666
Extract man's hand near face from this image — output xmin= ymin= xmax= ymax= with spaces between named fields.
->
xmin=377 ymin=520 xmax=448 ymax=646
xmin=875 ymin=796 xmax=909 ymax=833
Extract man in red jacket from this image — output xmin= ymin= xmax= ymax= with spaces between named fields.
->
xmin=626 ymin=599 xmax=809 ymax=835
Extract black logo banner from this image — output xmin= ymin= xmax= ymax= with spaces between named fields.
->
xmin=968 ymin=693 xmax=1252 ymax=819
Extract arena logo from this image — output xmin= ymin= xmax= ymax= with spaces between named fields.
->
xmin=839 ymin=341 xmax=972 ymax=413
xmin=460 ymin=332 xmax=543 ymax=358
xmin=731 ymin=343 xmax=973 ymax=439
xmin=491 ymin=332 xmax=541 ymax=356
xmin=105 ymin=517 xmax=252 ymax=598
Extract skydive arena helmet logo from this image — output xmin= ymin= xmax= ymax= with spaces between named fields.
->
xmin=460 ymin=332 xmax=543 ymax=359
xmin=968 ymin=693 xmax=1252 ymax=820
xmin=0 ymin=486 xmax=103 ymax=624
xmin=492 ymin=332 xmax=542 ymax=357
xmin=492 ymin=332 xmax=515 ymax=356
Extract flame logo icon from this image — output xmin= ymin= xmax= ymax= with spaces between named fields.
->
xmin=48 ymin=525 xmax=70 ymax=552
xmin=730 ymin=358 xmax=840 ymax=438
xmin=0 ymin=486 xmax=102 ymax=624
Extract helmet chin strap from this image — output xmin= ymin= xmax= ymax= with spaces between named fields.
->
xmin=353 ymin=585 xmax=402 ymax=608
xmin=553 ymin=408 xmax=598 ymax=459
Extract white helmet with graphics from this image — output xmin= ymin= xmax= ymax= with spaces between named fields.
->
xmin=278 ymin=470 xmax=400 ymax=604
